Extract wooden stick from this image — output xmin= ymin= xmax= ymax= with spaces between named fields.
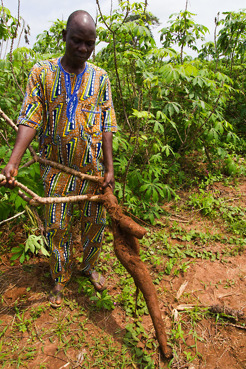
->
xmin=0 ymin=108 xmax=18 ymax=132
xmin=29 ymin=194 xmax=103 ymax=206
xmin=36 ymin=157 xmax=102 ymax=184
xmin=0 ymin=173 xmax=103 ymax=205
xmin=0 ymin=210 xmax=25 ymax=226
xmin=0 ymin=174 xmax=146 ymax=239
xmin=0 ymin=107 xmax=38 ymax=158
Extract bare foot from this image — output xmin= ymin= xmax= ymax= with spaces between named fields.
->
xmin=83 ymin=270 xmax=106 ymax=292
xmin=48 ymin=284 xmax=64 ymax=308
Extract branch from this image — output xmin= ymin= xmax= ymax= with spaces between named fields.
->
xmin=0 ymin=107 xmax=18 ymax=132
xmin=0 ymin=210 xmax=25 ymax=226
xmin=172 ymin=83 xmax=225 ymax=162
xmin=0 ymin=129 xmax=10 ymax=147
xmin=112 ymin=33 xmax=133 ymax=132
xmin=29 ymin=194 xmax=103 ymax=206
xmin=216 ymin=322 xmax=246 ymax=330
xmin=37 ymin=157 xmax=102 ymax=184
xmin=122 ymin=117 xmax=141 ymax=202
xmin=96 ymin=0 xmax=132 ymax=132
xmin=8 ymin=0 xmax=25 ymax=97
xmin=0 ymin=174 xmax=103 ymax=205
xmin=0 ymin=174 xmax=146 ymax=239
xmin=0 ymin=107 xmax=38 ymax=158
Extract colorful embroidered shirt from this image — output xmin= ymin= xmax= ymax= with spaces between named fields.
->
xmin=17 ymin=58 xmax=117 ymax=177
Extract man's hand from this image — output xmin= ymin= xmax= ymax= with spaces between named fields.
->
xmin=0 ymin=164 xmax=18 ymax=188
xmin=102 ymin=170 xmax=115 ymax=191
xmin=0 ymin=125 xmax=36 ymax=188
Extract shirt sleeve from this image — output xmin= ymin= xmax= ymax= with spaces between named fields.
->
xmin=17 ymin=64 xmax=44 ymax=130
xmin=100 ymin=74 xmax=117 ymax=133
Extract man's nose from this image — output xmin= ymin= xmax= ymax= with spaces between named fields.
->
xmin=78 ymin=42 xmax=87 ymax=52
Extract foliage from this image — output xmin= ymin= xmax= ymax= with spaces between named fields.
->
xmin=187 ymin=189 xmax=246 ymax=236
xmin=95 ymin=1 xmax=245 ymax=222
xmin=0 ymin=145 xmax=43 ymax=221
xmin=33 ymin=19 xmax=66 ymax=55
xmin=0 ymin=4 xmax=30 ymax=63
xmin=0 ymin=1 xmax=246 ymax=227
xmin=10 ymin=234 xmax=49 ymax=264
xmin=89 ymin=289 xmax=115 ymax=310
xmin=217 ymin=10 xmax=246 ymax=63
xmin=0 ymin=6 xmax=18 ymax=42
xmin=123 ymin=322 xmax=156 ymax=368
xmin=199 ymin=10 xmax=246 ymax=138
xmin=160 ymin=10 xmax=209 ymax=62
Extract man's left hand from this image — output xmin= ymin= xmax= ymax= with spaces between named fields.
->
xmin=101 ymin=171 xmax=115 ymax=192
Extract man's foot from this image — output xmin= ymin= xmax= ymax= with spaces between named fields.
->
xmin=48 ymin=284 xmax=64 ymax=308
xmin=83 ymin=270 xmax=106 ymax=292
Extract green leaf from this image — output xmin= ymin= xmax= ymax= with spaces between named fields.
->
xmin=10 ymin=252 xmax=22 ymax=261
xmin=19 ymin=253 xmax=26 ymax=264
xmin=139 ymin=184 xmax=149 ymax=192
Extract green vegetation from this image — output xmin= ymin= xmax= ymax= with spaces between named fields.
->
xmin=1 ymin=1 xmax=246 ymax=224
xmin=0 ymin=1 xmax=245 ymax=368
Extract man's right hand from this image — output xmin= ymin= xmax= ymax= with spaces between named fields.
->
xmin=0 ymin=125 xmax=36 ymax=188
xmin=0 ymin=164 xmax=18 ymax=188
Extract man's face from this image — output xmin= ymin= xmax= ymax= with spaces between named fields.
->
xmin=63 ymin=19 xmax=96 ymax=66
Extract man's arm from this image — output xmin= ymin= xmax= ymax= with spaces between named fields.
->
xmin=101 ymin=131 xmax=115 ymax=191
xmin=1 ymin=125 xmax=36 ymax=186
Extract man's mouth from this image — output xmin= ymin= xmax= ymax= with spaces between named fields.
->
xmin=75 ymin=54 xmax=87 ymax=59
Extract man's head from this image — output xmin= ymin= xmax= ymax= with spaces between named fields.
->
xmin=62 ymin=10 xmax=96 ymax=71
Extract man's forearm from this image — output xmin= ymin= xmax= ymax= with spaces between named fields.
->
xmin=102 ymin=131 xmax=115 ymax=189
xmin=102 ymin=131 xmax=114 ymax=173
xmin=8 ymin=125 xmax=36 ymax=167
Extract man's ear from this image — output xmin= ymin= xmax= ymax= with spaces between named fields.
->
xmin=62 ymin=29 xmax=67 ymax=42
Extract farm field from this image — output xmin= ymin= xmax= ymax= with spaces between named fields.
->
xmin=0 ymin=178 xmax=245 ymax=369
xmin=1 ymin=1 xmax=246 ymax=368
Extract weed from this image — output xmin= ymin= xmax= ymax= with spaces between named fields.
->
xmin=170 ymin=306 xmax=207 ymax=367
xmin=76 ymin=276 xmax=95 ymax=298
xmin=90 ymin=289 xmax=115 ymax=311
xmin=14 ymin=306 xmax=32 ymax=333
xmin=116 ymin=277 xmax=148 ymax=316
xmin=10 ymin=234 xmax=49 ymax=264
xmin=187 ymin=189 xmax=246 ymax=236
xmin=224 ymin=279 xmax=235 ymax=288
xmin=30 ymin=306 xmax=46 ymax=320
xmin=123 ymin=322 xmax=156 ymax=368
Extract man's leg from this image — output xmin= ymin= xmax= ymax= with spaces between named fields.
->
xmin=45 ymin=200 xmax=74 ymax=306
xmin=43 ymin=171 xmax=76 ymax=306
xmin=79 ymin=200 xmax=106 ymax=291
xmin=46 ymin=204 xmax=73 ymax=284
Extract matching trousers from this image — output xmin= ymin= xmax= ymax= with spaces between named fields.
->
xmin=43 ymin=170 xmax=106 ymax=285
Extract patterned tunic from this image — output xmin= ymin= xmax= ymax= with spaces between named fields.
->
xmin=17 ymin=58 xmax=117 ymax=284
xmin=18 ymin=57 xmax=117 ymax=176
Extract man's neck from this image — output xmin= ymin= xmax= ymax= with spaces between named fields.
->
xmin=60 ymin=56 xmax=86 ymax=75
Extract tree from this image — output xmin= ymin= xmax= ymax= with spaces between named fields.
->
xmin=0 ymin=5 xmax=30 ymax=59
xmin=33 ymin=19 xmax=66 ymax=55
xmin=217 ymin=10 xmax=246 ymax=65
xmin=160 ymin=10 xmax=209 ymax=63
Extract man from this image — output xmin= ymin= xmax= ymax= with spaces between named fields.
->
xmin=1 ymin=10 xmax=117 ymax=307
